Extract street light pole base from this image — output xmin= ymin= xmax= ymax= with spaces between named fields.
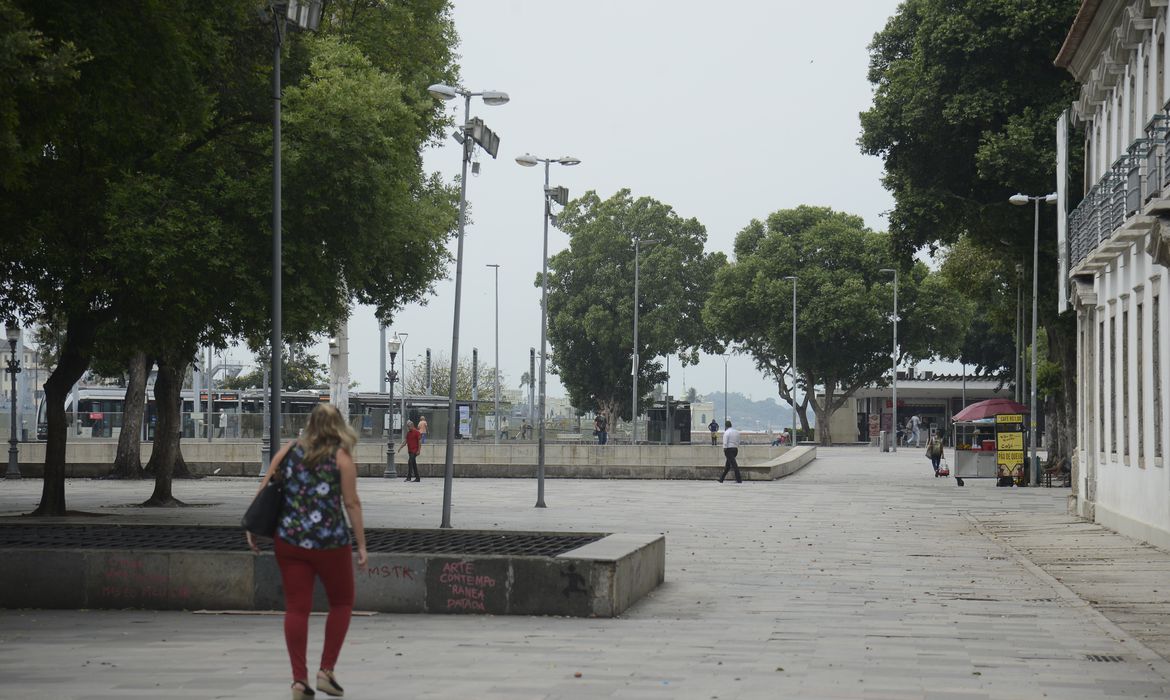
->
xmin=6 ymin=443 xmax=20 ymax=479
xmin=384 ymin=443 xmax=397 ymax=478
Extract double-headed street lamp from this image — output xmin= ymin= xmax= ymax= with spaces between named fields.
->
xmin=880 ymin=268 xmax=898 ymax=452
xmin=784 ymin=276 xmax=797 ymax=445
xmin=631 ymin=238 xmax=658 ymax=444
xmin=267 ymin=0 xmax=322 ymax=462
xmin=6 ymin=324 xmax=21 ymax=479
xmin=485 ymin=264 xmax=501 ymax=446
xmin=428 ymin=82 xmax=508 ymax=528
xmin=516 ymin=153 xmax=580 ymax=508
xmin=383 ymin=335 xmax=401 ymax=478
xmin=1009 ymin=191 xmax=1057 ymax=486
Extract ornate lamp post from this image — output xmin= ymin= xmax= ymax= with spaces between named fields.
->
xmin=383 ymin=335 xmax=401 ymax=478
xmin=6 ymin=324 xmax=21 ymax=479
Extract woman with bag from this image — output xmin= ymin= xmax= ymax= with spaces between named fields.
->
xmin=246 ymin=403 xmax=367 ymax=699
xmin=925 ymin=433 xmax=945 ymax=477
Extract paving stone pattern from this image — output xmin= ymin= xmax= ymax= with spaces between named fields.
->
xmin=1 ymin=446 xmax=1168 ymax=699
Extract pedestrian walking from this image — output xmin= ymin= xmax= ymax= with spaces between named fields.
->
xmin=594 ymin=413 xmax=608 ymax=445
xmin=910 ymin=414 xmax=921 ymax=447
xmin=718 ymin=420 xmax=742 ymax=483
xmin=925 ymin=433 xmax=944 ymax=476
xmin=397 ymin=419 xmax=422 ymax=482
xmin=246 ymin=403 xmax=367 ymax=700
xmin=708 ymin=418 xmax=719 ymax=446
xmin=417 ymin=415 xmax=428 ymax=444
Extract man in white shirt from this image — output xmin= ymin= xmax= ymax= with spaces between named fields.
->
xmin=718 ymin=420 xmax=743 ymax=483
xmin=910 ymin=414 xmax=921 ymax=447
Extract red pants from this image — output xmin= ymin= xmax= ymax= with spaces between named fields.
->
xmin=274 ymin=537 xmax=355 ymax=682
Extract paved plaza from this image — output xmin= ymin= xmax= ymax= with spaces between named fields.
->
xmin=1 ymin=446 xmax=1169 ymax=699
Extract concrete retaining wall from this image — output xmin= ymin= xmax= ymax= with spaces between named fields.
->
xmin=0 ymin=530 xmax=665 ymax=618
xmin=8 ymin=442 xmax=815 ymax=480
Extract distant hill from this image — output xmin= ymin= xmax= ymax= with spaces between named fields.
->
xmin=705 ymin=391 xmax=809 ymax=432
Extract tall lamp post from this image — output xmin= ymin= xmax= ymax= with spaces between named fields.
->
xmin=722 ymin=352 xmax=731 ymax=427
xmin=1010 ymin=192 xmax=1058 ymax=485
xmin=397 ymin=332 xmax=409 ymax=456
xmin=5 ymin=325 xmax=21 ymax=479
xmin=516 ymin=153 xmax=580 ymax=508
xmin=784 ymin=276 xmax=798 ymax=446
xmin=428 ymin=82 xmax=508 ymax=528
xmin=267 ymin=0 xmax=322 ymax=463
xmin=486 ymin=264 xmax=501 ymax=446
xmin=880 ymin=268 xmax=899 ymax=452
xmin=631 ymin=238 xmax=658 ymax=444
xmin=383 ymin=335 xmax=401 ymax=478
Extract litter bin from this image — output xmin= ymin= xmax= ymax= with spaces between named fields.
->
xmin=879 ymin=430 xmax=890 ymax=452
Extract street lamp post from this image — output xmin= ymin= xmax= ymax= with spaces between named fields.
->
xmin=428 ymin=82 xmax=508 ymax=528
xmin=631 ymin=238 xmax=658 ymax=444
xmin=516 ymin=153 xmax=580 ymax=508
xmin=5 ymin=325 xmax=21 ymax=479
xmin=784 ymin=276 xmax=797 ymax=445
xmin=723 ymin=352 xmax=731 ymax=427
xmin=880 ymin=268 xmax=898 ymax=452
xmin=384 ymin=335 xmax=401 ymax=478
xmin=397 ymin=332 xmax=409 ymax=456
xmin=1010 ymin=191 xmax=1058 ymax=485
xmin=486 ymin=264 xmax=501 ymax=446
xmin=267 ymin=0 xmax=322 ymax=463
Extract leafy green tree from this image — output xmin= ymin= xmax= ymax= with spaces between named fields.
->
xmin=404 ymin=351 xmax=502 ymax=402
xmin=859 ymin=0 xmax=1082 ymax=458
xmin=0 ymin=0 xmax=459 ymax=513
xmin=545 ymin=189 xmax=726 ymax=426
xmin=704 ymin=206 xmax=968 ymax=445
xmin=221 ymin=344 xmax=327 ymax=391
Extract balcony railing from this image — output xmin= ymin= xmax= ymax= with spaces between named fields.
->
xmin=1068 ymin=116 xmax=1170 ymax=271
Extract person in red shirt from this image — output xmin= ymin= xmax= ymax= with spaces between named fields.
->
xmin=397 ymin=420 xmax=422 ymax=482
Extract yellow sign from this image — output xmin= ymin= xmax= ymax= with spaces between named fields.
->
xmin=996 ymin=414 xmax=1023 ymax=424
xmin=997 ymin=432 xmax=1023 ymax=450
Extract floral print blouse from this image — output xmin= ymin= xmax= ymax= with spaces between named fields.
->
xmin=276 ymin=442 xmax=350 ymax=550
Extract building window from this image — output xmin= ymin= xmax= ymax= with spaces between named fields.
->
xmin=1156 ymin=295 xmax=1163 ymax=460
xmin=1138 ymin=303 xmax=1145 ymax=464
xmin=1111 ymin=314 xmax=1117 ymax=455
xmin=1123 ymin=309 xmax=1130 ymax=459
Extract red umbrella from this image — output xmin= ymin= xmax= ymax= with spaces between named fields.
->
xmin=952 ymin=398 xmax=1030 ymax=422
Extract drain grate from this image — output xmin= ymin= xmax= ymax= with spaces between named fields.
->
xmin=0 ymin=524 xmax=602 ymax=557
xmin=1085 ymin=654 xmax=1125 ymax=662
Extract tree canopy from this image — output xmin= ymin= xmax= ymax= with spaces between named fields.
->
xmin=704 ymin=206 xmax=969 ymax=444
xmin=545 ymin=189 xmax=726 ymax=423
xmin=0 ymin=0 xmax=460 ymax=514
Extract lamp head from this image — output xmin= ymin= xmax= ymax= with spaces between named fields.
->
xmin=639 ymin=238 xmax=659 ymax=248
xmin=515 ymin=153 xmax=539 ymax=167
xmin=387 ymin=337 xmax=401 ymax=357
xmin=879 ymin=268 xmax=896 ymax=274
xmin=1008 ymin=193 xmax=1030 ymax=206
xmin=1044 ymin=192 xmax=1058 ymax=203
xmin=557 ymin=156 xmax=581 ymax=166
xmin=481 ymin=91 xmax=510 ymax=106
xmin=783 ymin=275 xmax=797 ymax=281
xmin=5 ymin=324 xmax=18 ymax=344
xmin=427 ymin=83 xmax=458 ymax=101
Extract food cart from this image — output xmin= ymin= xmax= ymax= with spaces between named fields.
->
xmin=950 ymin=399 xmax=1029 ymax=487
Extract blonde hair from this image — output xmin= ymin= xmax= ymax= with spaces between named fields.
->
xmin=299 ymin=403 xmax=357 ymax=467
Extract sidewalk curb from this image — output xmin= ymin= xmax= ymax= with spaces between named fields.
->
xmin=963 ymin=511 xmax=1170 ymax=684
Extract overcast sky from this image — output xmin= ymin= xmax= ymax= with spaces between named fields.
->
xmin=227 ymin=0 xmax=904 ymax=402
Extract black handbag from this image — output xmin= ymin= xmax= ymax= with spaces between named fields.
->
xmin=242 ymin=470 xmax=285 ymax=538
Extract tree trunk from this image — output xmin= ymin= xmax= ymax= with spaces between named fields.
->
xmin=811 ymin=385 xmax=840 ymax=446
xmin=143 ymin=355 xmax=185 ymax=506
xmin=796 ymin=393 xmax=812 ymax=433
xmin=110 ymin=351 xmax=149 ymax=479
xmin=34 ymin=315 xmax=96 ymax=516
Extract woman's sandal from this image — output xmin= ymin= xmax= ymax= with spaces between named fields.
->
xmin=317 ymin=669 xmax=344 ymax=697
xmin=292 ymin=680 xmax=316 ymax=699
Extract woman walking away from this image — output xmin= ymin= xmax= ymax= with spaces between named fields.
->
xmin=926 ymin=433 xmax=945 ymax=477
xmin=247 ymin=403 xmax=367 ymax=699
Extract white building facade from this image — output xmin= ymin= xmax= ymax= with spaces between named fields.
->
xmin=1057 ymin=0 xmax=1170 ymax=549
